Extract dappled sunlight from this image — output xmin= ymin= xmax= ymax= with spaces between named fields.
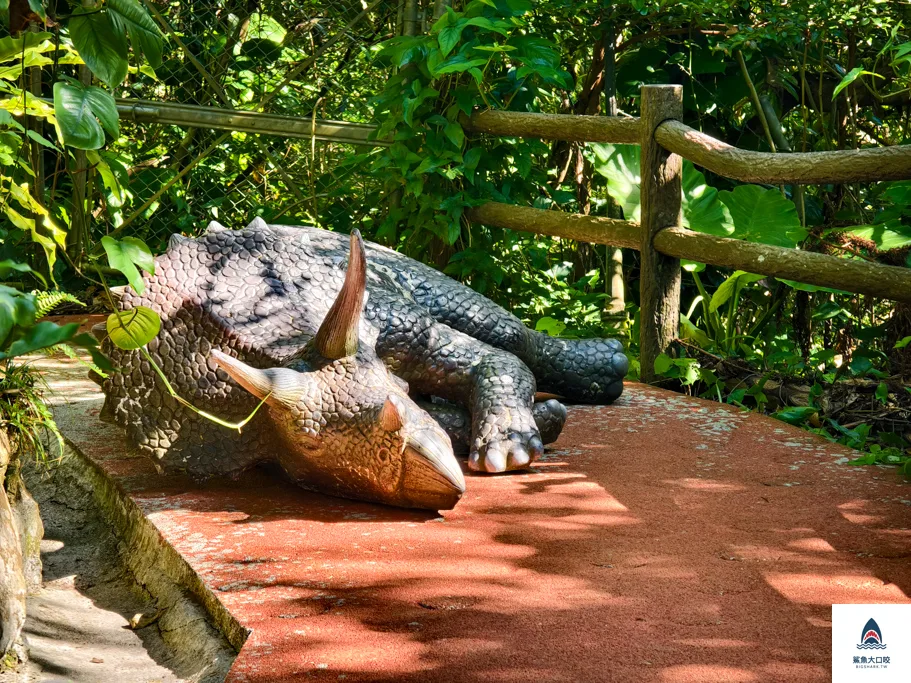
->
xmin=723 ymin=542 xmax=842 ymax=567
xmin=674 ymin=638 xmax=756 ymax=648
xmin=840 ymin=511 xmax=887 ymax=525
xmin=661 ymin=477 xmax=747 ymax=492
xmin=660 ymin=664 xmax=759 ymax=681
xmin=837 ymin=499 xmax=890 ymax=525
xmin=764 ymin=572 xmax=908 ymax=605
xmin=787 ymin=537 xmax=837 ymax=553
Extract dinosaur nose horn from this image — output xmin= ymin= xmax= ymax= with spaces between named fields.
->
xmin=211 ymin=350 xmax=304 ymax=406
xmin=314 ymin=230 xmax=366 ymax=359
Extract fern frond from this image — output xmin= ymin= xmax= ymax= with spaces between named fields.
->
xmin=45 ymin=343 xmax=108 ymax=378
xmin=33 ymin=290 xmax=85 ymax=318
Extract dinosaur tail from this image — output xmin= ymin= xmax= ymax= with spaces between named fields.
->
xmin=527 ymin=332 xmax=628 ymax=404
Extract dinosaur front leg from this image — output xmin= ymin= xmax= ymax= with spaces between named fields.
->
xmin=374 ymin=308 xmax=544 ymax=472
xmin=417 ymin=399 xmax=568 ymax=456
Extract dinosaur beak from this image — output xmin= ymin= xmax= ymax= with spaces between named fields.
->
xmin=400 ymin=426 xmax=465 ymax=510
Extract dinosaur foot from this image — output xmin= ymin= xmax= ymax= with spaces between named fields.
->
xmin=469 ymin=431 xmax=544 ymax=472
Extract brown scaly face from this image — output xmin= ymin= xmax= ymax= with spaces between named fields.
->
xmin=210 ymin=231 xmax=465 ymax=510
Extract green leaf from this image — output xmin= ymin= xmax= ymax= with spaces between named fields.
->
xmin=69 ymin=8 xmax=129 ymax=87
xmin=438 ymin=25 xmax=464 ymax=58
xmin=654 ymin=352 xmax=673 ymax=375
xmin=534 ymin=316 xmax=565 ymax=336
xmin=434 ymin=54 xmax=488 ymax=75
xmin=444 ymin=122 xmax=464 ymax=149
xmin=87 ymin=151 xmax=125 ymax=206
xmin=246 ymin=12 xmax=286 ymax=43
xmin=2 ymin=321 xmax=79 ymax=359
xmin=681 ymin=162 xmax=733 ymax=236
xmin=474 ymin=44 xmax=515 ymax=52
xmin=772 ymin=406 xmax=817 ymax=425
xmin=0 ymin=32 xmax=54 ymax=63
xmin=463 ymin=17 xmax=512 ymax=35
xmin=832 ymin=67 xmax=882 ymax=100
xmin=26 ymin=129 xmax=59 ymax=150
xmin=101 ymin=235 xmax=155 ymax=295
xmin=895 ymin=336 xmax=911 ymax=349
xmin=875 ymin=382 xmax=889 ymax=404
xmin=106 ymin=306 xmax=160 ymax=350
xmin=777 ymin=279 xmax=850 ymax=295
xmin=709 ymin=271 xmax=764 ymax=312
xmin=718 ymin=185 xmax=806 ymax=247
xmin=53 ymin=82 xmax=120 ymax=150
xmin=27 ymin=0 xmax=46 ymax=21
xmin=679 ymin=313 xmax=712 ymax=347
xmin=590 ymin=144 xmax=731 ymax=234
xmin=844 ymin=220 xmax=911 ymax=251
xmin=0 ymin=261 xmax=32 ymax=278
xmin=0 ymin=110 xmax=25 ymax=131
xmin=107 ymin=0 xmax=164 ymax=69
xmin=70 ymin=331 xmax=114 ymax=372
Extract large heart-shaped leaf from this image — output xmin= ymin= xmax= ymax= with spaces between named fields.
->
xmin=101 ymin=236 xmax=155 ymax=294
xmin=591 ymin=143 xmax=640 ymax=220
xmin=106 ymin=306 xmax=161 ymax=350
xmin=69 ymin=8 xmax=129 ymax=87
xmin=53 ymin=82 xmax=120 ymax=150
xmin=590 ymin=144 xmax=732 ymax=235
xmin=107 ymin=0 xmax=164 ymax=68
xmin=681 ymin=163 xmax=733 ymax=236
xmin=718 ymin=185 xmax=807 ymax=247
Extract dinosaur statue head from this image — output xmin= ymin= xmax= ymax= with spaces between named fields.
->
xmin=211 ymin=230 xmax=465 ymax=510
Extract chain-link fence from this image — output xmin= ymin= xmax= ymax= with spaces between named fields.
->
xmin=102 ymin=0 xmax=404 ymax=249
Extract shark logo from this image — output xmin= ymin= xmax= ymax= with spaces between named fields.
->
xmin=857 ymin=618 xmax=887 ymax=650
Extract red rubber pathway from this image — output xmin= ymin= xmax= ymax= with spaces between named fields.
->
xmin=42 ymin=352 xmax=911 ymax=682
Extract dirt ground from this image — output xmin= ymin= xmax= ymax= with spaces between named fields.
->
xmin=0 ymin=459 xmax=231 ymax=683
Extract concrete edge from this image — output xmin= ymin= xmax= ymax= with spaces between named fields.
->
xmin=55 ymin=434 xmax=247 ymax=671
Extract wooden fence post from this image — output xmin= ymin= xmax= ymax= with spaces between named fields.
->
xmin=639 ymin=84 xmax=683 ymax=382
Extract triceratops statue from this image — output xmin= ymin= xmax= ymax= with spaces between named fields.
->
xmin=97 ymin=219 xmax=628 ymax=510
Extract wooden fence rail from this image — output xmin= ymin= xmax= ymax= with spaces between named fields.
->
xmin=113 ymin=99 xmax=385 ymax=146
xmin=467 ymin=202 xmax=911 ymax=305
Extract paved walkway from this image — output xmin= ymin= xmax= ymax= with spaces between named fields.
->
xmin=40 ymin=352 xmax=911 ymax=682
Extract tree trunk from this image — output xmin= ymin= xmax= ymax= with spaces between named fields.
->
xmin=0 ymin=428 xmax=43 ymax=667
xmin=0 ymin=429 xmax=26 ymax=664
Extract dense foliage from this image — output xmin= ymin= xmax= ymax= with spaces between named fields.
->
xmin=1 ymin=0 xmax=910 ymax=473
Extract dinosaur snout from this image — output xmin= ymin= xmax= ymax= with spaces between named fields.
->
xmin=399 ymin=426 xmax=465 ymax=510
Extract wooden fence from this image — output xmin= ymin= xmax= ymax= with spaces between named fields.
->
xmin=463 ymin=85 xmax=911 ymax=381
xmin=112 ymin=86 xmax=911 ymax=382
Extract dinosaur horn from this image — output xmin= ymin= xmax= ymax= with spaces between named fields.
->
xmin=314 ymin=230 xmax=366 ymax=359
xmin=211 ymin=350 xmax=304 ymax=407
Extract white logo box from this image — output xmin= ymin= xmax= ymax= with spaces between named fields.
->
xmin=833 ymin=604 xmax=911 ymax=683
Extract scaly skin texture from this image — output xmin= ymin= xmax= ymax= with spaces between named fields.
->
xmin=99 ymin=220 xmax=628 ymax=506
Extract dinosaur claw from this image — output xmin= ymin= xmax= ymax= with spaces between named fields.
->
xmin=482 ymin=446 xmax=507 ymax=473
xmin=528 ymin=435 xmax=544 ymax=461
xmin=506 ymin=443 xmax=530 ymax=469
